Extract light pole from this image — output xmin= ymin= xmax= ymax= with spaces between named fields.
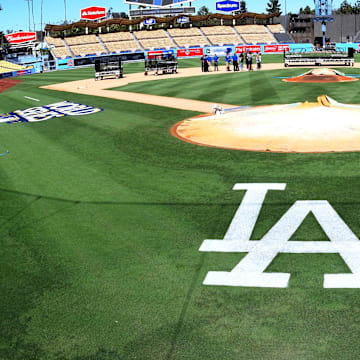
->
xmin=285 ymin=0 xmax=287 ymax=32
xmin=64 ymin=0 xmax=67 ymax=24
xmin=26 ymin=0 xmax=30 ymax=31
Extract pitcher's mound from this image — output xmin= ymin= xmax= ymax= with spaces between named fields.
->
xmin=283 ymin=68 xmax=357 ymax=83
xmin=172 ymin=95 xmax=360 ymax=153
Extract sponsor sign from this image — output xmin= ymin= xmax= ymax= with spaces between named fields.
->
xmin=147 ymin=49 xmax=175 ymax=59
xmin=177 ymin=48 xmax=204 ymax=57
xmin=144 ymin=18 xmax=156 ymax=26
xmin=0 ymin=101 xmax=103 ymax=124
xmin=73 ymin=53 xmax=145 ymax=67
xmin=205 ymin=46 xmax=233 ymax=56
xmin=216 ymin=0 xmax=240 ymax=12
xmin=57 ymin=58 xmax=75 ymax=70
xmin=263 ymin=44 xmax=289 ymax=53
xmin=177 ymin=16 xmax=189 ymax=24
xmin=235 ymin=45 xmax=262 ymax=54
xmin=5 ymin=32 xmax=36 ymax=44
xmin=80 ymin=6 xmax=106 ymax=20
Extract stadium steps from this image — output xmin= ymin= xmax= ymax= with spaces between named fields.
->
xmin=130 ymin=32 xmax=145 ymax=51
xmin=62 ymin=38 xmax=75 ymax=57
xmin=264 ymin=26 xmax=278 ymax=43
xmin=164 ymin=30 xmax=178 ymax=48
xmin=97 ymin=35 xmax=110 ymax=54
xmin=232 ymin=27 xmax=246 ymax=44
xmin=273 ymin=32 xmax=294 ymax=43
xmin=198 ymin=27 xmax=212 ymax=46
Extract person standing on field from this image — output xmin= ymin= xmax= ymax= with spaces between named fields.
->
xmin=247 ymin=51 xmax=253 ymax=71
xmin=213 ymin=53 xmax=219 ymax=71
xmin=239 ymin=52 xmax=244 ymax=71
xmin=200 ymin=55 xmax=205 ymax=72
xmin=256 ymin=52 xmax=262 ymax=70
xmin=232 ymin=53 xmax=239 ymax=71
xmin=225 ymin=53 xmax=231 ymax=72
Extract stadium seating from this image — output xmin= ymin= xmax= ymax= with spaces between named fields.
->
xmin=45 ymin=36 xmax=65 ymax=47
xmin=65 ymin=35 xmax=99 ymax=45
xmin=0 ymin=60 xmax=25 ymax=73
xmin=168 ymin=27 xmax=208 ymax=47
xmin=267 ymin=24 xmax=285 ymax=33
xmin=105 ymin=40 xmax=142 ymax=53
xmin=99 ymin=32 xmax=133 ymax=42
xmin=63 ymin=35 xmax=107 ymax=57
xmin=70 ymin=44 xmax=106 ymax=57
xmin=201 ymin=26 xmax=242 ymax=45
xmin=235 ymin=25 xmax=276 ymax=44
xmin=52 ymin=47 xmax=72 ymax=58
xmin=200 ymin=26 xmax=235 ymax=35
xmin=132 ymin=30 xmax=174 ymax=49
xmin=99 ymin=32 xmax=142 ymax=53
xmin=167 ymin=27 xmax=203 ymax=37
xmin=235 ymin=25 xmax=268 ymax=34
xmin=44 ymin=24 xmax=289 ymax=58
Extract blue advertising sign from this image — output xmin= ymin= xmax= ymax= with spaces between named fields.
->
xmin=216 ymin=0 xmax=240 ymax=12
xmin=144 ymin=18 xmax=156 ymax=26
xmin=177 ymin=16 xmax=189 ymax=24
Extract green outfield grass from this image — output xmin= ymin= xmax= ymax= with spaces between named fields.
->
xmin=113 ymin=67 xmax=360 ymax=106
xmin=1 ymin=58 xmax=360 ymax=360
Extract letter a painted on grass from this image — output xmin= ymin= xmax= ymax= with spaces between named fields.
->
xmin=200 ymin=183 xmax=360 ymax=288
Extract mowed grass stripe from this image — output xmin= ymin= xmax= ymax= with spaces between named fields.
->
xmin=1 ymin=59 xmax=360 ymax=359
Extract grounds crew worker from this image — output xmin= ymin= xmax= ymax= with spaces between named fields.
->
xmin=225 ymin=53 xmax=231 ymax=72
xmin=232 ymin=53 xmax=239 ymax=72
xmin=213 ymin=54 xmax=219 ymax=71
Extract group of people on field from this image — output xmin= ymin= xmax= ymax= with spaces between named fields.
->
xmin=200 ymin=51 xmax=261 ymax=72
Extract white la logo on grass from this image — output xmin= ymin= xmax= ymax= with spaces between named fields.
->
xmin=200 ymin=184 xmax=360 ymax=288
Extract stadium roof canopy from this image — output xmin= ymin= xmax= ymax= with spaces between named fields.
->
xmin=45 ymin=12 xmax=279 ymax=32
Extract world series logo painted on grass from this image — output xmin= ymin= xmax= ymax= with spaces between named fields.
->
xmin=0 ymin=101 xmax=103 ymax=124
xmin=200 ymin=183 xmax=360 ymax=289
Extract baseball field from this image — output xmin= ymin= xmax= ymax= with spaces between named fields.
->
xmin=2 ymin=56 xmax=360 ymax=359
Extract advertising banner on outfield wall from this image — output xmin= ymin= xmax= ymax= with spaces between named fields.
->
xmin=57 ymin=58 xmax=75 ymax=70
xmin=263 ymin=44 xmax=289 ymax=53
xmin=204 ymin=46 xmax=234 ymax=56
xmin=147 ymin=49 xmax=175 ymax=59
xmin=235 ymin=45 xmax=262 ymax=54
xmin=74 ymin=53 xmax=145 ymax=67
xmin=177 ymin=48 xmax=204 ymax=57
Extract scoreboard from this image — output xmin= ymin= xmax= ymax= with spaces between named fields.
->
xmin=125 ymin=0 xmax=194 ymax=7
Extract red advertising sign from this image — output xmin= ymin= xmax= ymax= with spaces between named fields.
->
xmin=5 ymin=32 xmax=36 ymax=44
xmin=263 ymin=44 xmax=289 ymax=53
xmin=147 ymin=50 xmax=176 ymax=59
xmin=235 ymin=45 xmax=261 ymax=54
xmin=177 ymin=48 xmax=204 ymax=57
xmin=80 ymin=6 xmax=106 ymax=20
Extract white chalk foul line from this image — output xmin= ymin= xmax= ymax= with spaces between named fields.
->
xmin=24 ymin=96 xmax=40 ymax=102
